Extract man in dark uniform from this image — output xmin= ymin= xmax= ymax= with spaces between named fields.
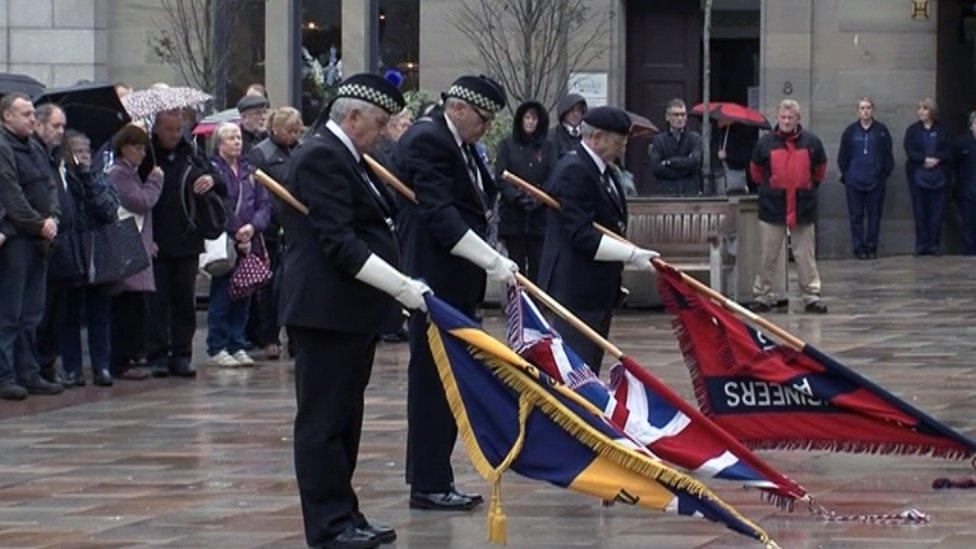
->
xmin=549 ymin=93 xmax=588 ymax=158
xmin=279 ymin=74 xmax=428 ymax=548
xmin=538 ymin=106 xmax=659 ymax=374
xmin=394 ymin=75 xmax=516 ymax=511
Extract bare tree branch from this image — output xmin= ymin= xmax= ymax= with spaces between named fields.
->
xmin=450 ymin=0 xmax=613 ymax=114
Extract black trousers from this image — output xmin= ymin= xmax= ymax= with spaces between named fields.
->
xmin=246 ymin=239 xmax=282 ymax=347
xmin=111 ymin=290 xmax=149 ymax=372
xmin=147 ymin=256 xmax=199 ymax=363
xmin=405 ymin=303 xmax=476 ymax=493
xmin=549 ymin=308 xmax=613 ymax=376
xmin=290 ymin=326 xmax=377 ymax=545
xmin=503 ymin=235 xmax=543 ymax=283
xmin=35 ymin=279 xmax=71 ymax=369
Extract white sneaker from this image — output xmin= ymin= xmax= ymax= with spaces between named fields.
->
xmin=231 ymin=350 xmax=255 ymax=367
xmin=209 ymin=350 xmax=241 ymax=368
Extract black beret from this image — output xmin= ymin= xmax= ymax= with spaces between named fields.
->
xmin=236 ymin=94 xmax=269 ymax=113
xmin=443 ymin=74 xmax=507 ymax=113
xmin=583 ymin=106 xmax=631 ymax=136
xmin=332 ymin=73 xmax=406 ymax=115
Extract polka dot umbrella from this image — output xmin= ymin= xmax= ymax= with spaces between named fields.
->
xmin=121 ymin=86 xmax=212 ymax=122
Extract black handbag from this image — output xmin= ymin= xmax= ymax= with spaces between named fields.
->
xmin=82 ymin=216 xmax=151 ymax=285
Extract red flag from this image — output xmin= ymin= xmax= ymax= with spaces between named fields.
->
xmin=657 ymin=265 xmax=976 ymax=459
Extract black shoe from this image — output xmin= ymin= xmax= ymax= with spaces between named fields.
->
xmin=357 ymin=521 xmax=396 ymax=544
xmin=855 ymin=250 xmax=869 ymax=259
xmin=867 ymin=249 xmax=877 ymax=259
xmin=450 ymin=485 xmax=483 ymax=504
xmin=150 ymin=360 xmax=170 ymax=378
xmin=804 ymin=301 xmax=828 ymax=314
xmin=40 ymin=363 xmax=63 ymax=385
xmin=320 ymin=524 xmax=381 ymax=549
xmin=380 ymin=329 xmax=409 ymax=343
xmin=409 ymin=490 xmax=481 ymax=511
xmin=63 ymin=370 xmax=80 ymax=388
xmin=168 ymin=357 xmax=197 ymax=378
xmin=745 ymin=301 xmax=771 ymax=313
xmin=23 ymin=376 xmax=64 ymax=395
xmin=0 ymin=381 xmax=27 ymax=400
xmin=93 ymin=368 xmax=114 ymax=387
xmin=117 ymin=365 xmax=151 ymax=380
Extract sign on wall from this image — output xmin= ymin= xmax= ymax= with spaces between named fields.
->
xmin=568 ymin=72 xmax=608 ymax=107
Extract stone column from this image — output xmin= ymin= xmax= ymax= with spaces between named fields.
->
xmin=342 ymin=0 xmax=374 ymax=75
xmin=760 ymin=0 xmax=812 ymax=117
xmin=265 ymin=0 xmax=299 ymax=107
xmin=6 ymin=0 xmax=108 ymax=86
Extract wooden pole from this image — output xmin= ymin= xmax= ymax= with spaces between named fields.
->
xmin=254 ymin=169 xmax=309 ymax=215
xmin=501 ymin=171 xmax=805 ymax=350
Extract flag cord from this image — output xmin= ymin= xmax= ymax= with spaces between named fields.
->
xmin=806 ymin=497 xmax=930 ymax=525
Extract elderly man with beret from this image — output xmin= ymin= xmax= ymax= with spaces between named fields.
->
xmin=538 ymin=106 xmax=659 ymax=374
xmin=393 ymin=74 xmax=517 ymax=512
xmin=280 ymin=73 xmax=430 ymax=548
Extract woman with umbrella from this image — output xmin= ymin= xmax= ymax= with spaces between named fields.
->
xmin=692 ymin=101 xmax=769 ymax=194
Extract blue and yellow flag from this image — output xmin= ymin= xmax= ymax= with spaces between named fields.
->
xmin=425 ymin=294 xmax=775 ymax=547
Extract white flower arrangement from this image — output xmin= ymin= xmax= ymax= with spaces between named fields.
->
xmin=301 ymin=46 xmax=342 ymax=98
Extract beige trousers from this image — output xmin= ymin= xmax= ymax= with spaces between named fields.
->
xmin=753 ymin=221 xmax=821 ymax=305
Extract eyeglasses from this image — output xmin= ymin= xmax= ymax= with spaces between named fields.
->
xmin=469 ymin=103 xmax=494 ymax=124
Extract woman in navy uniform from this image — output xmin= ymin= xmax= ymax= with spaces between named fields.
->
xmin=393 ymin=75 xmax=517 ymax=511
xmin=904 ymin=98 xmax=951 ymax=256
xmin=279 ymin=74 xmax=428 ymax=549
xmin=538 ymin=106 xmax=659 ymax=374
xmin=954 ymin=111 xmax=976 ymax=255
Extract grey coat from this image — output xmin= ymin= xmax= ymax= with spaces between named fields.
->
xmin=107 ymin=160 xmax=163 ymax=293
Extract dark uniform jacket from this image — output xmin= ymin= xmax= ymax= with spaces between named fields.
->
xmin=904 ymin=120 xmax=951 ymax=190
xmin=0 ymin=129 xmax=60 ymax=239
xmin=538 ymin=143 xmax=628 ymax=311
xmin=494 ymin=100 xmax=557 ymax=238
xmin=278 ymin=127 xmax=402 ymax=335
xmin=393 ymin=109 xmax=496 ymax=307
xmin=749 ymin=125 xmax=827 ymax=227
xmin=955 ymin=133 xmax=976 ymax=201
xmin=838 ymin=120 xmax=894 ymax=191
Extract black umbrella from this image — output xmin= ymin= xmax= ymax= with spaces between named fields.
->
xmin=0 ymin=73 xmax=45 ymax=98
xmin=35 ymin=83 xmax=131 ymax=150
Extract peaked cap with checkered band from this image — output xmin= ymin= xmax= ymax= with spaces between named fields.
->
xmin=442 ymin=74 xmax=507 ymax=114
xmin=332 ymin=73 xmax=406 ymax=115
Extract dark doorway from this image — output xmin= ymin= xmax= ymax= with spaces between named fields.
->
xmin=937 ymin=1 xmax=976 ymax=137
xmin=625 ymin=0 xmax=702 ymax=195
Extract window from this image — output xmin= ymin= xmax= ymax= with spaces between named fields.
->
xmin=377 ymin=0 xmax=419 ymax=91
xmin=301 ymin=1 xmax=342 ymax=122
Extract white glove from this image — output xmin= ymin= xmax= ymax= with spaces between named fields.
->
xmin=450 ymin=229 xmax=519 ymax=285
xmin=354 ymin=254 xmax=431 ymax=312
xmin=593 ymin=235 xmax=659 ymax=272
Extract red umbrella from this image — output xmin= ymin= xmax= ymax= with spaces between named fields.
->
xmin=691 ymin=102 xmax=771 ymax=130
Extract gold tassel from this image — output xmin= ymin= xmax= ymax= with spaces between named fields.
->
xmin=487 ymin=478 xmax=507 ymax=544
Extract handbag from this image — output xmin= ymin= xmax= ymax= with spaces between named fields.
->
xmin=228 ymin=237 xmax=272 ymax=301
xmin=83 ymin=216 xmax=152 ymax=285
xmin=199 ymin=232 xmax=237 ymax=277
xmin=200 ymin=180 xmax=243 ymax=277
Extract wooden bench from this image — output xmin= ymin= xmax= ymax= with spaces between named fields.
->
xmin=622 ymin=197 xmax=739 ymax=301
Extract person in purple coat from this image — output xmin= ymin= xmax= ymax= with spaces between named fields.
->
xmin=206 ymin=122 xmax=271 ymax=368
xmin=107 ymin=124 xmax=164 ymax=383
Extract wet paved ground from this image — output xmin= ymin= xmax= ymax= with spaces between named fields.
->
xmin=1 ymin=255 xmax=975 ymax=548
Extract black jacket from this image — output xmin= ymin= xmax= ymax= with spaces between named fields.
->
xmin=650 ymin=129 xmax=703 ymax=192
xmin=144 ymin=135 xmax=225 ymax=258
xmin=954 ymin=133 xmax=976 ymax=201
xmin=538 ymin=143 xmax=628 ymax=311
xmin=393 ymin=109 xmax=497 ymax=307
xmin=0 ymin=128 xmax=60 ymax=239
xmin=249 ymin=136 xmax=297 ymax=241
xmin=48 ymin=160 xmax=119 ymax=283
xmin=242 ymin=127 xmax=268 ymax=156
xmin=904 ymin=120 xmax=951 ymax=189
xmin=278 ymin=128 xmax=402 ymax=334
xmin=549 ymin=93 xmax=587 ymax=158
xmin=837 ymin=120 xmax=894 ymax=190
xmin=494 ymin=100 xmax=557 ymax=238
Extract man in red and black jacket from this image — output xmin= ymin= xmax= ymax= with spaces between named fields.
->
xmin=748 ymin=99 xmax=828 ymax=314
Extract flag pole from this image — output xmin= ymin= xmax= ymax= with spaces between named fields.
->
xmin=254 ymin=169 xmax=309 ymax=214
xmin=500 ymin=171 xmax=806 ymax=350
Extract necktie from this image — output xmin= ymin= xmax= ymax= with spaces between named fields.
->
xmin=358 ymin=160 xmax=391 ymax=215
xmin=603 ymin=170 xmax=622 ymax=211
xmin=461 ymin=145 xmax=482 ymax=191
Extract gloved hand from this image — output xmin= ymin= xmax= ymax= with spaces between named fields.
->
xmin=450 ymin=229 xmax=519 ymax=285
xmin=593 ymin=234 xmax=659 ymax=271
xmin=354 ymin=254 xmax=431 ymax=312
